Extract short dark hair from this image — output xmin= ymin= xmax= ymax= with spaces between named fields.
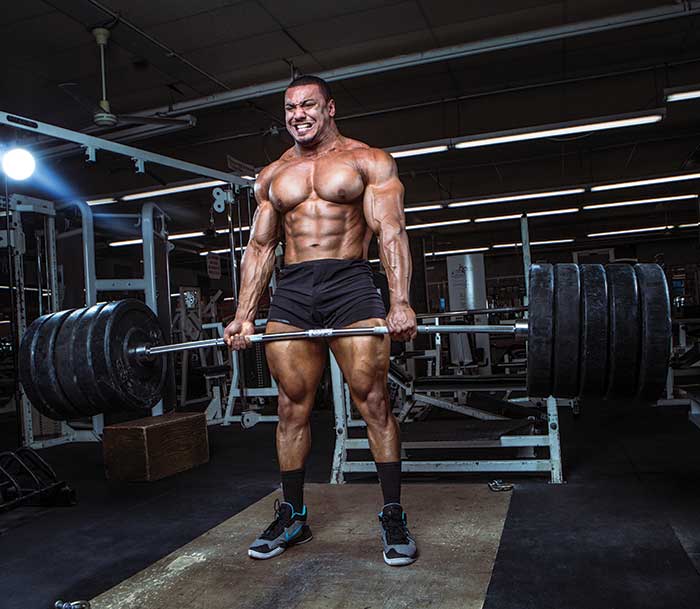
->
xmin=286 ymin=75 xmax=332 ymax=101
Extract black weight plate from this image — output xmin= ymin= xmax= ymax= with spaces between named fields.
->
xmin=552 ymin=264 xmax=581 ymax=398
xmin=634 ymin=264 xmax=671 ymax=401
xmin=605 ymin=264 xmax=640 ymax=398
xmin=34 ymin=309 xmax=85 ymax=420
xmin=527 ymin=264 xmax=554 ymax=398
xmin=54 ymin=307 xmax=102 ymax=417
xmin=18 ymin=313 xmax=65 ymax=420
xmin=92 ymin=299 xmax=166 ymax=412
xmin=73 ymin=302 xmax=112 ymax=414
xmin=579 ymin=264 xmax=609 ymax=398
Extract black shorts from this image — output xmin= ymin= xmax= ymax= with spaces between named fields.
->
xmin=268 ymin=258 xmax=387 ymax=330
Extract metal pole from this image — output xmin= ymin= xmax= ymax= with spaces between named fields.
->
xmin=72 ymin=201 xmax=97 ymax=306
xmin=520 ymin=216 xmax=532 ymax=309
xmin=36 ymin=231 xmax=44 ymax=316
xmin=417 ymin=306 xmax=528 ymax=320
xmin=226 ymin=186 xmax=240 ymax=304
xmin=228 ymin=186 xmax=248 ymax=410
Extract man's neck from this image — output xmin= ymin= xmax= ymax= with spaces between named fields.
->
xmin=295 ymin=126 xmax=342 ymax=158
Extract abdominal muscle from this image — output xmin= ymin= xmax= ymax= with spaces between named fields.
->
xmin=282 ymin=197 xmax=370 ymax=264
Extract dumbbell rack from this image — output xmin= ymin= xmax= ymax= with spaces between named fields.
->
xmin=328 ymin=354 xmax=564 ymax=484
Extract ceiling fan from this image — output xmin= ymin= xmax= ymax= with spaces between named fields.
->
xmin=59 ymin=27 xmax=194 ymax=129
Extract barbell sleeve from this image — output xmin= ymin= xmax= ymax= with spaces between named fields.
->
xmin=135 ymin=322 xmax=529 ymax=359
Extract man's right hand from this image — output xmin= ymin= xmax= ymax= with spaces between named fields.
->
xmin=224 ymin=319 xmax=256 ymax=350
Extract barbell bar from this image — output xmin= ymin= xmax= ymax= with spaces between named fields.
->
xmin=18 ymin=262 xmax=672 ymax=422
xmin=135 ymin=321 xmax=530 ymax=359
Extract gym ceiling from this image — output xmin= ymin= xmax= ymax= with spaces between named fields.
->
xmin=2 ymin=0 xmax=700 ymax=259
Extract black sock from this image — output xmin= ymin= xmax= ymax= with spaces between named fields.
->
xmin=281 ymin=468 xmax=305 ymax=513
xmin=376 ymin=461 xmax=401 ymax=506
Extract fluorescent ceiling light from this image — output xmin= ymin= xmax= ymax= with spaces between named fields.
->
xmin=583 ymin=194 xmax=697 ymax=210
xmin=169 ymin=231 xmax=205 ymax=240
xmin=241 ymin=175 xmax=255 ymax=180
xmin=454 ymin=112 xmax=663 ymax=149
xmin=0 ymin=285 xmax=49 ymax=292
xmin=679 ymin=222 xmax=700 ymax=228
xmin=86 ymin=197 xmax=117 ymax=206
xmin=219 ymin=226 xmax=250 ymax=233
xmin=121 ymin=179 xmax=227 ymax=201
xmin=406 ymin=218 xmax=471 ymax=230
xmin=389 ymin=145 xmax=449 ymax=159
xmin=591 ymin=172 xmax=700 ymax=192
xmin=527 ymin=208 xmax=579 ymax=217
xmin=405 ymin=204 xmax=443 ymax=213
xmin=223 ymin=297 xmax=236 ymax=301
xmin=448 ymin=188 xmax=584 ymax=208
xmin=0 ymin=320 xmax=10 ymax=325
xmin=427 ymin=247 xmax=490 ymax=257
xmin=667 ymin=90 xmax=700 ymax=102
xmin=587 ymin=225 xmax=671 ymax=238
xmin=493 ymin=239 xmax=574 ymax=248
xmin=369 ymin=258 xmax=381 ymax=263
xmin=199 ymin=247 xmax=244 ymax=256
xmin=666 ymin=86 xmax=700 ymax=103
xmin=108 ymin=226 xmax=250 ymax=247
xmin=475 ymin=213 xmax=522 ymax=223
xmin=531 ymin=238 xmax=575 ymax=246
xmin=474 ymin=208 xmax=578 ymax=223
xmin=109 ymin=238 xmax=143 ymax=247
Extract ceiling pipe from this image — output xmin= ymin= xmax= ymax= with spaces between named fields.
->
xmin=129 ymin=3 xmax=700 ymax=118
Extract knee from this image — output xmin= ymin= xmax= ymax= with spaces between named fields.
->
xmin=277 ymin=393 xmax=310 ymax=431
xmin=357 ymin=389 xmax=391 ymax=427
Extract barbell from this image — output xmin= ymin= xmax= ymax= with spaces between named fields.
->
xmin=18 ymin=263 xmax=671 ymax=422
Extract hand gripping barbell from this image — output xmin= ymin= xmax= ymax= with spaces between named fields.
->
xmin=18 ymin=263 xmax=671 ymax=421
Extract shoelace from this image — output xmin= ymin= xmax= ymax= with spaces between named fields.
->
xmin=382 ymin=513 xmax=409 ymax=545
xmin=261 ymin=499 xmax=291 ymax=539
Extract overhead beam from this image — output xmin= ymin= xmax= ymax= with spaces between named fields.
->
xmin=135 ymin=3 xmax=700 ymax=117
xmin=0 ymin=111 xmax=246 ymax=186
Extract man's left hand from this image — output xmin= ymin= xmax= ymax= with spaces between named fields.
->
xmin=386 ymin=304 xmax=418 ymax=342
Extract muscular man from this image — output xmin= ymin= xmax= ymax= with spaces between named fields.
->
xmin=224 ymin=75 xmax=418 ymax=566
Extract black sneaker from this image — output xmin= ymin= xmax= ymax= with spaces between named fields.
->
xmin=378 ymin=503 xmax=417 ymax=566
xmin=248 ymin=499 xmax=312 ymax=560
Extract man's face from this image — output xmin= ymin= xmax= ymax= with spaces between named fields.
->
xmin=284 ymin=84 xmax=335 ymax=146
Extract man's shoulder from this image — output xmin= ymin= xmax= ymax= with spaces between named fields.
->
xmin=257 ymin=156 xmax=290 ymax=182
xmin=341 ymin=136 xmax=371 ymax=151
xmin=343 ymin=140 xmax=392 ymax=164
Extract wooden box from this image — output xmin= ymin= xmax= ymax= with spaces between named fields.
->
xmin=103 ymin=412 xmax=209 ymax=481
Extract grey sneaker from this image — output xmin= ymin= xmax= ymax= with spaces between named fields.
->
xmin=378 ymin=503 xmax=417 ymax=566
xmin=248 ymin=500 xmax=312 ymax=560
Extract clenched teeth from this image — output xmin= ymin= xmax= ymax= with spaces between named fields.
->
xmin=294 ymin=123 xmax=313 ymax=133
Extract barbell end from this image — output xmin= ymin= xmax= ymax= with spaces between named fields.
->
xmin=130 ymin=345 xmax=154 ymax=362
xmin=514 ymin=321 xmax=529 ymax=336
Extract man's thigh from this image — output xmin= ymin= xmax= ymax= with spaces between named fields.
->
xmin=264 ymin=321 xmax=327 ymax=407
xmin=328 ymin=318 xmax=390 ymax=401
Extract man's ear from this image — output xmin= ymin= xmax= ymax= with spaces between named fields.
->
xmin=327 ymin=98 xmax=336 ymax=117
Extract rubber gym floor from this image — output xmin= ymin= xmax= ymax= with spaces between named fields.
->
xmin=1 ymin=404 xmax=700 ymax=609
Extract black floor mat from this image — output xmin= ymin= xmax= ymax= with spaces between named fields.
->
xmin=485 ymin=406 xmax=700 ymax=609
xmin=0 ymin=412 xmax=334 ymax=609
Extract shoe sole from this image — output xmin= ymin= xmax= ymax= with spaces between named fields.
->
xmin=383 ymin=552 xmax=416 ymax=566
xmin=247 ymin=530 xmax=313 ymax=560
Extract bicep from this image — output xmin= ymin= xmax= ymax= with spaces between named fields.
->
xmin=249 ymin=197 xmax=281 ymax=250
xmin=363 ymin=156 xmax=405 ymax=234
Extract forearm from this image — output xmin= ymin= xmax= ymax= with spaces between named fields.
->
xmin=234 ymin=242 xmax=277 ymax=322
xmin=378 ymin=228 xmax=412 ymax=307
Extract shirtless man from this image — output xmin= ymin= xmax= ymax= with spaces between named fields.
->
xmin=223 ymin=75 xmax=418 ymax=566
